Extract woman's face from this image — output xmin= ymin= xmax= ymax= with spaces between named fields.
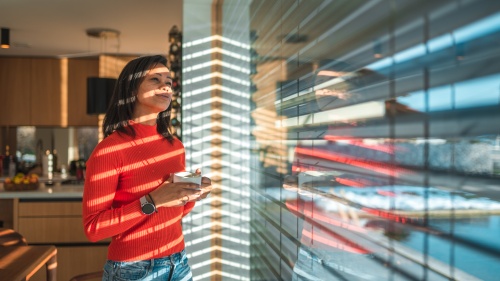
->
xmin=133 ymin=63 xmax=173 ymax=119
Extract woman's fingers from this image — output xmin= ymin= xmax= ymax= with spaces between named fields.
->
xmin=177 ymin=189 xmax=202 ymax=205
xmin=181 ymin=182 xmax=201 ymax=191
xmin=196 ymin=177 xmax=212 ymax=200
xmin=158 ymin=174 xmax=212 ymax=206
xmin=179 ymin=195 xmax=189 ymax=205
xmin=152 ymin=181 xmax=203 ymax=207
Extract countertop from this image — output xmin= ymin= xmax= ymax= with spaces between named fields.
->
xmin=0 ymin=174 xmax=84 ymax=199
xmin=0 ymin=183 xmax=84 ymax=199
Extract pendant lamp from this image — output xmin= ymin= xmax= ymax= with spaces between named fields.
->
xmin=85 ymin=28 xmax=120 ymax=115
xmin=1 ymin=28 xmax=9 ymax=49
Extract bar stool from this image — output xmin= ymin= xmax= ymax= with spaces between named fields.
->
xmin=0 ymin=227 xmax=28 ymax=247
xmin=0 ymin=227 xmax=57 ymax=281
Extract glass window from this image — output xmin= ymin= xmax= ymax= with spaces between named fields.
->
xmin=249 ymin=1 xmax=500 ymax=280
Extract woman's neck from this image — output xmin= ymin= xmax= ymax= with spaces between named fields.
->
xmin=132 ymin=113 xmax=157 ymax=126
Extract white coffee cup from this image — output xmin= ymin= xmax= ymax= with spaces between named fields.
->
xmin=173 ymin=171 xmax=202 ymax=185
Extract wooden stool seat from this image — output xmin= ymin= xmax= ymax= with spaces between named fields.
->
xmin=0 ymin=228 xmax=57 ymax=280
xmin=0 ymin=228 xmax=28 ymax=247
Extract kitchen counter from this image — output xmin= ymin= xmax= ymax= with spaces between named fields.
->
xmin=0 ymin=183 xmax=83 ymax=199
xmin=0 ymin=180 xmax=106 ymax=281
xmin=0 ymin=174 xmax=84 ymax=199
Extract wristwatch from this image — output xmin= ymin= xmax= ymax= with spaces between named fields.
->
xmin=140 ymin=195 xmax=157 ymax=215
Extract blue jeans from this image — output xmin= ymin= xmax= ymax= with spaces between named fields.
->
xmin=102 ymin=250 xmax=193 ymax=281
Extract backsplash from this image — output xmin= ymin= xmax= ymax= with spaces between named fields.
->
xmin=1 ymin=126 xmax=99 ymax=176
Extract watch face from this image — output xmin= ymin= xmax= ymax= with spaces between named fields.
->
xmin=142 ymin=203 xmax=155 ymax=214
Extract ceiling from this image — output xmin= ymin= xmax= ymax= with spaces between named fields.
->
xmin=0 ymin=0 xmax=183 ymax=58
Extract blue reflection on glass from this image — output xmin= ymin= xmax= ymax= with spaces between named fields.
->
xmin=397 ymin=73 xmax=500 ymax=111
xmin=454 ymin=74 xmax=500 ymax=109
xmin=402 ymin=216 xmax=500 ymax=281
xmin=367 ymin=11 xmax=500 ymax=70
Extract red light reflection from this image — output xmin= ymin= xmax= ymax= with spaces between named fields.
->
xmin=335 ymin=177 xmax=374 ymax=188
xmin=295 ymin=147 xmax=411 ymax=177
xmin=324 ymin=135 xmax=401 ymax=154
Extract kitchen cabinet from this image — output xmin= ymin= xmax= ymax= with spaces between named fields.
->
xmin=31 ymin=58 xmax=64 ymax=126
xmin=67 ymin=56 xmax=136 ymax=126
xmin=0 ymin=55 xmax=136 ymax=127
xmin=0 ymin=197 xmax=109 ymax=281
xmin=0 ymin=57 xmax=63 ymax=126
xmin=0 ymin=58 xmax=31 ymax=125
xmin=99 ymin=55 xmax=137 ymax=77
xmin=17 ymin=201 xmax=88 ymax=243
xmin=67 ymin=58 xmax=100 ymax=126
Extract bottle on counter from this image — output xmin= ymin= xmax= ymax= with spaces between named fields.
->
xmin=60 ymin=164 xmax=68 ymax=179
xmin=42 ymin=150 xmax=50 ymax=177
xmin=76 ymin=161 xmax=83 ymax=181
xmin=52 ymin=149 xmax=58 ymax=173
xmin=3 ymin=145 xmax=11 ymax=176
xmin=8 ymin=155 xmax=16 ymax=178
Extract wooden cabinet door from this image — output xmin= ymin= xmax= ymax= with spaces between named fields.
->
xmin=30 ymin=58 xmax=63 ymax=126
xmin=0 ymin=58 xmax=32 ymax=125
xmin=67 ymin=58 xmax=100 ymax=126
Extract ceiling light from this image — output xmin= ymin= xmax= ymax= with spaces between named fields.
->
xmin=1 ymin=28 xmax=10 ymax=49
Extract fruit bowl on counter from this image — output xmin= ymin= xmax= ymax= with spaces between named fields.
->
xmin=3 ymin=173 xmax=40 ymax=191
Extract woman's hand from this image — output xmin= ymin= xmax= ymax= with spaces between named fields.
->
xmin=149 ymin=175 xmax=202 ymax=207
xmin=195 ymin=168 xmax=212 ymax=200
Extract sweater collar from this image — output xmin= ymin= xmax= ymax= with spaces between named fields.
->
xmin=128 ymin=120 xmax=158 ymax=135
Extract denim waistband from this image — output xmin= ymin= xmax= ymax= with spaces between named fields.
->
xmin=111 ymin=249 xmax=187 ymax=267
xmin=150 ymin=249 xmax=186 ymax=266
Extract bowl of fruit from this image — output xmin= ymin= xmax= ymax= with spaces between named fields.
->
xmin=3 ymin=173 xmax=40 ymax=191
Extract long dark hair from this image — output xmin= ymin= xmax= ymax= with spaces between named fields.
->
xmin=102 ymin=55 xmax=173 ymax=143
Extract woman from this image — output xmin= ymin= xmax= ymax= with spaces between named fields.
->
xmin=82 ymin=55 xmax=211 ymax=281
